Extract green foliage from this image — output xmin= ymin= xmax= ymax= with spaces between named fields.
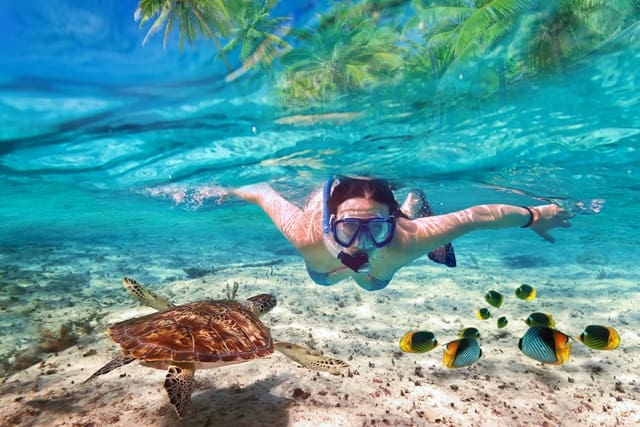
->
xmin=137 ymin=1 xmax=290 ymax=77
xmin=523 ymin=0 xmax=640 ymax=73
xmin=222 ymin=1 xmax=291 ymax=79
xmin=134 ymin=0 xmax=640 ymax=108
xmin=137 ymin=0 xmax=231 ymax=48
xmin=403 ymin=0 xmax=541 ymax=99
xmin=403 ymin=0 xmax=639 ymax=100
xmin=277 ymin=4 xmax=405 ymax=106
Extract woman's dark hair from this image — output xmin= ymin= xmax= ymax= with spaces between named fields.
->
xmin=327 ymin=176 xmax=408 ymax=218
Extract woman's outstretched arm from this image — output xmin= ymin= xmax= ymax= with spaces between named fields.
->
xmin=232 ymin=183 xmax=319 ymax=248
xmin=395 ymin=204 xmax=572 ymax=260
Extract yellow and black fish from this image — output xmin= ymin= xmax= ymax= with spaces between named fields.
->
xmin=484 ymin=290 xmax=504 ymax=308
xmin=399 ymin=331 xmax=438 ymax=353
xmin=525 ymin=312 xmax=555 ymax=328
xmin=515 ymin=284 xmax=536 ymax=301
xmin=518 ymin=326 xmax=572 ymax=365
xmin=443 ymin=337 xmax=482 ymax=368
xmin=459 ymin=327 xmax=481 ymax=339
xmin=476 ymin=307 xmax=491 ymax=320
xmin=497 ymin=316 xmax=508 ymax=328
xmin=578 ymin=325 xmax=620 ymax=350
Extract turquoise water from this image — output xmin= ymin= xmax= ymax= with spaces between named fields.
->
xmin=1 ymin=1 xmax=639 ymax=382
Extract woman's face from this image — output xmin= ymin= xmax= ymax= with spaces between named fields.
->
xmin=334 ymin=198 xmax=391 ymax=253
xmin=336 ymin=197 xmax=390 ymax=219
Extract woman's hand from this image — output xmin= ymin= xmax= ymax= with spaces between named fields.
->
xmin=529 ymin=204 xmax=574 ymax=243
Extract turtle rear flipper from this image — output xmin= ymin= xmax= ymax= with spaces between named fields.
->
xmin=84 ymin=354 xmax=135 ymax=383
xmin=164 ymin=364 xmax=195 ymax=419
xmin=274 ymin=342 xmax=349 ymax=374
xmin=123 ymin=277 xmax=175 ymax=310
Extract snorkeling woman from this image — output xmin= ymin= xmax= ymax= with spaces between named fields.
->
xmin=231 ymin=176 xmax=573 ymax=291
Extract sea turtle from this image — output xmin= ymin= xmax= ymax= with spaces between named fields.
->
xmin=85 ymin=277 xmax=348 ymax=418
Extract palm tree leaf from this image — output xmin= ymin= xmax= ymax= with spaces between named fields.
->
xmin=454 ymin=0 xmax=539 ymax=57
xmin=264 ymin=32 xmax=291 ymax=50
xmin=239 ymin=37 xmax=255 ymax=60
xmin=142 ymin=1 xmax=172 ymax=46
xmin=190 ymin=5 xmax=216 ymax=40
xmin=137 ymin=0 xmax=166 ymax=26
xmin=247 ymin=27 xmax=263 ymax=41
xmin=163 ymin=11 xmax=176 ymax=48
xmin=414 ymin=6 xmax=476 ymax=35
xmin=344 ymin=64 xmax=374 ymax=87
xmin=222 ymin=37 xmax=241 ymax=53
xmin=178 ymin=7 xmax=196 ymax=48
xmin=369 ymin=52 xmax=404 ymax=70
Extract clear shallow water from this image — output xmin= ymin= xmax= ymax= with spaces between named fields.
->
xmin=1 ymin=2 xmax=639 ymax=377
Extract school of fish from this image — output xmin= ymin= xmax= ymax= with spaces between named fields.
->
xmin=399 ymin=284 xmax=621 ymax=368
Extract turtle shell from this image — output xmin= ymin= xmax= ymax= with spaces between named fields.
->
xmin=108 ymin=300 xmax=273 ymax=368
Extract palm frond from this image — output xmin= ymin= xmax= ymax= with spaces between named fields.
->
xmin=408 ymin=6 xmax=476 ymax=35
xmin=137 ymin=0 xmax=166 ymax=26
xmin=142 ymin=1 xmax=172 ymax=46
xmin=163 ymin=9 xmax=176 ymax=48
xmin=453 ymin=0 xmax=539 ymax=57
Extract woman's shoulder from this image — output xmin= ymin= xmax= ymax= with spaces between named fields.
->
xmin=304 ymin=186 xmax=325 ymax=211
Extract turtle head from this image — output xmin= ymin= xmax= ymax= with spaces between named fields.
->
xmin=245 ymin=294 xmax=277 ymax=316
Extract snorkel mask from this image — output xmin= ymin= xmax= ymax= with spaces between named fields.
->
xmin=322 ymin=177 xmax=396 ymax=273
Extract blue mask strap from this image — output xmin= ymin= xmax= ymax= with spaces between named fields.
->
xmin=322 ymin=177 xmax=334 ymax=234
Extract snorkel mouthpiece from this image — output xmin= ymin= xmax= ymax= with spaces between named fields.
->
xmin=338 ymin=251 xmax=371 ymax=273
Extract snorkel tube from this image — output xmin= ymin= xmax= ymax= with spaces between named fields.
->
xmin=322 ymin=177 xmax=371 ymax=273
xmin=322 ymin=177 xmax=334 ymax=236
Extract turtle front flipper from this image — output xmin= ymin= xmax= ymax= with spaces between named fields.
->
xmin=123 ymin=277 xmax=175 ymax=311
xmin=84 ymin=354 xmax=135 ymax=383
xmin=164 ymin=364 xmax=196 ymax=419
xmin=274 ymin=342 xmax=349 ymax=374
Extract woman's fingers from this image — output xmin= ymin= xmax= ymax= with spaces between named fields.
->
xmin=536 ymin=230 xmax=556 ymax=243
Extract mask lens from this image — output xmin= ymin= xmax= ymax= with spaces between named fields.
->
xmin=367 ymin=219 xmax=392 ymax=244
xmin=334 ymin=220 xmax=361 ymax=247
xmin=332 ymin=217 xmax=395 ymax=248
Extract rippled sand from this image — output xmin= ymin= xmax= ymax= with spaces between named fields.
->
xmin=1 ymin=250 xmax=639 ymax=426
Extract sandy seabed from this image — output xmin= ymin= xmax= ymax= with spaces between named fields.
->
xmin=1 ymin=251 xmax=639 ymax=427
